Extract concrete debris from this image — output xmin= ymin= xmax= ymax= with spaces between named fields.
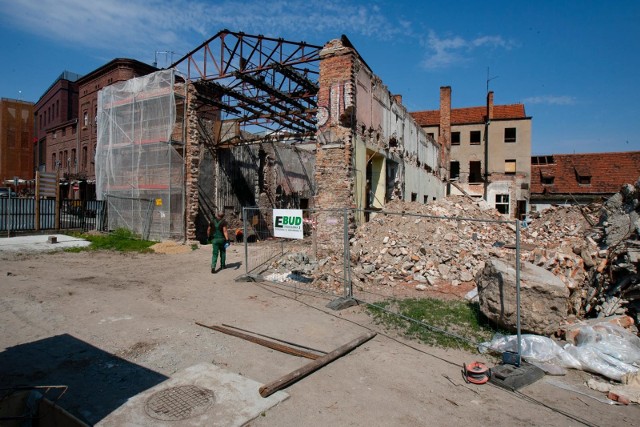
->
xmin=477 ymin=259 xmax=570 ymax=335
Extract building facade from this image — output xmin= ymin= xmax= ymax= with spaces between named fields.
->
xmin=75 ymin=58 xmax=157 ymax=181
xmin=0 ymin=98 xmax=34 ymax=183
xmin=412 ymin=88 xmax=532 ymax=219
xmin=530 ymin=151 xmax=640 ymax=212
xmin=33 ymin=71 xmax=81 ymax=173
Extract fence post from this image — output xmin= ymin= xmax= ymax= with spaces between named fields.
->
xmin=243 ymin=207 xmax=248 ymax=275
xmin=515 ymin=218 xmax=522 ymax=366
xmin=343 ymin=208 xmax=349 ymax=298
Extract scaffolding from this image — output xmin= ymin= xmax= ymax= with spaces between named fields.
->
xmin=96 ymin=70 xmax=186 ymax=240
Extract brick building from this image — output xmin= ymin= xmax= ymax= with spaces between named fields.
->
xmin=0 ymin=98 xmax=34 ymax=183
xmin=530 ymin=151 xmax=640 ymax=212
xmin=75 ymin=58 xmax=157 ymax=181
xmin=412 ymin=89 xmax=532 ymax=219
xmin=34 ymin=71 xmax=81 ymax=173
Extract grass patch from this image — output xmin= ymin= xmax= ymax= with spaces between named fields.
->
xmin=66 ymin=228 xmax=155 ymax=253
xmin=367 ymin=297 xmax=497 ymax=351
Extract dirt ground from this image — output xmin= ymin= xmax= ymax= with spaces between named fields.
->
xmin=1 ymin=243 xmax=639 ymax=426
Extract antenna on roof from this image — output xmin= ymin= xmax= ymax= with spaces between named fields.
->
xmin=486 ymin=67 xmax=498 ymax=94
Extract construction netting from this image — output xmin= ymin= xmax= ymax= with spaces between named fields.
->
xmin=96 ymin=69 xmax=185 ymax=241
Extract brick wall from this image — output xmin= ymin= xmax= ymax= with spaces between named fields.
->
xmin=314 ymin=39 xmax=357 ymax=254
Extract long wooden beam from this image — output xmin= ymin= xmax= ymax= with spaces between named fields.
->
xmin=196 ymin=323 xmax=322 ymax=360
xmin=259 ymin=331 xmax=377 ymax=398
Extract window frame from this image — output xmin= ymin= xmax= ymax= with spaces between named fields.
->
xmin=504 ymin=127 xmax=517 ymax=143
xmin=470 ymin=130 xmax=481 ymax=145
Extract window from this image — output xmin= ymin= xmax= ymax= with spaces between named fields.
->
xmin=63 ymin=150 xmax=68 ymax=168
xmin=470 ymin=130 xmax=481 ymax=145
xmin=504 ymin=127 xmax=516 ymax=143
xmin=578 ymin=176 xmax=591 ymax=185
xmin=450 ymin=161 xmax=460 ymax=179
xmin=505 ymin=159 xmax=516 ymax=175
xmin=541 ymin=176 xmax=554 ymax=185
xmin=83 ymin=111 xmax=88 ymax=127
xmin=411 ymin=192 xmax=418 ymax=202
xmin=424 ymin=195 xmax=429 ymax=204
xmin=427 ymin=132 xmax=434 ymax=139
xmin=82 ymin=146 xmax=88 ymax=170
xmin=56 ymin=100 xmax=59 ymax=118
xmin=469 ymin=161 xmax=483 ymax=183
xmin=451 ymin=132 xmax=460 ymax=145
xmin=52 ymin=153 xmax=56 ymax=170
xmin=71 ymin=149 xmax=76 ymax=167
xmin=61 ymin=128 xmax=66 ymax=137
xmin=495 ymin=194 xmax=510 ymax=215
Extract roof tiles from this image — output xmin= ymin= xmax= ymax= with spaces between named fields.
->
xmin=411 ymin=104 xmax=527 ymax=126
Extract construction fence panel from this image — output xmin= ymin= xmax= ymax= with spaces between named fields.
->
xmin=242 ymin=207 xmax=349 ymax=298
xmin=0 ymin=198 xmax=105 ymax=233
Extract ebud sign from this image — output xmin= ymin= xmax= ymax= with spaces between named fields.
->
xmin=273 ymin=209 xmax=303 ymax=239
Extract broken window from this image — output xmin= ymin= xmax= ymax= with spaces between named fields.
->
xmin=470 ymin=130 xmax=481 ymax=145
xmin=541 ymin=176 xmax=554 ymax=185
xmin=495 ymin=194 xmax=510 ymax=215
xmin=450 ymin=161 xmax=460 ymax=179
xmin=504 ymin=127 xmax=516 ymax=143
xmin=427 ymin=132 xmax=434 ymax=140
xmin=411 ymin=192 xmax=417 ymax=202
xmin=505 ymin=159 xmax=516 ymax=175
xmin=469 ymin=161 xmax=483 ymax=183
xmin=424 ymin=195 xmax=428 ymax=204
xmin=451 ymin=132 xmax=460 ymax=145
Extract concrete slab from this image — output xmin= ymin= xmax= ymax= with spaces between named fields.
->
xmin=0 ymin=234 xmax=90 ymax=253
xmin=96 ymin=363 xmax=288 ymax=427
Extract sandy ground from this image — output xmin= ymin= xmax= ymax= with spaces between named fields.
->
xmin=1 ymin=242 xmax=639 ymax=426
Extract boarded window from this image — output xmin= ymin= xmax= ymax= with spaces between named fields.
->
xmin=505 ymin=159 xmax=516 ymax=175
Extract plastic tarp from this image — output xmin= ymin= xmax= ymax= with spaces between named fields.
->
xmin=480 ymin=324 xmax=640 ymax=381
xmin=96 ymin=70 xmax=184 ymax=240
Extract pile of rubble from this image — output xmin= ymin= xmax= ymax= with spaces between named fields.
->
xmin=348 ymin=196 xmax=515 ymax=289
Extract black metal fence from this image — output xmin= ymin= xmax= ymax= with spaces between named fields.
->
xmin=0 ymin=197 xmax=106 ymax=235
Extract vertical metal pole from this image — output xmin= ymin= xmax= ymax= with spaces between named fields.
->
xmin=515 ymin=219 xmax=522 ymax=366
xmin=343 ymin=208 xmax=349 ymax=297
xmin=243 ymin=207 xmax=248 ymax=275
xmin=7 ymin=191 xmax=11 ymax=238
xmin=346 ymin=209 xmax=352 ymax=298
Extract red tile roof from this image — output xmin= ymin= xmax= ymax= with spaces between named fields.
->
xmin=530 ymin=152 xmax=640 ymax=197
xmin=411 ymin=104 xmax=527 ymax=126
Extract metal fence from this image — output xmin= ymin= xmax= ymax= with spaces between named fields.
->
xmin=242 ymin=207 xmax=349 ymax=297
xmin=242 ymin=205 xmax=523 ymax=358
xmin=0 ymin=197 xmax=106 ymax=234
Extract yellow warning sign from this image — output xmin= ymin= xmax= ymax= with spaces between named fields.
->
xmin=155 ymin=198 xmax=163 ymax=206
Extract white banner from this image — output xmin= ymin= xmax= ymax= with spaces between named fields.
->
xmin=273 ymin=209 xmax=303 ymax=239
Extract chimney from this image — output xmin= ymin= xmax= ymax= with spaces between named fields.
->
xmin=393 ymin=94 xmax=402 ymax=105
xmin=439 ymin=86 xmax=451 ymax=171
xmin=487 ymin=91 xmax=494 ymax=121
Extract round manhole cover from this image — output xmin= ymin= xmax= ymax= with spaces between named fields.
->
xmin=145 ymin=385 xmax=215 ymax=421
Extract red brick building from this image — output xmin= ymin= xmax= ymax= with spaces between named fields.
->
xmin=34 ymin=71 xmax=81 ymax=173
xmin=0 ymin=98 xmax=34 ymax=183
xmin=530 ymin=151 xmax=640 ymax=211
xmin=75 ymin=58 xmax=157 ymax=180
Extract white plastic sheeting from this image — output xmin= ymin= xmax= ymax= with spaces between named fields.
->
xmin=480 ymin=324 xmax=640 ymax=381
xmin=96 ymin=70 xmax=184 ymax=240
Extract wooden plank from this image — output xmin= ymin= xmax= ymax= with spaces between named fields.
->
xmin=196 ymin=323 xmax=322 ymax=360
xmin=259 ymin=331 xmax=377 ymax=398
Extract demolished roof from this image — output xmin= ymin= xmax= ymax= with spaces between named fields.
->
xmin=411 ymin=104 xmax=528 ymax=127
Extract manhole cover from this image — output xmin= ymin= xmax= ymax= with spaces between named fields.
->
xmin=145 ymin=385 xmax=215 ymax=421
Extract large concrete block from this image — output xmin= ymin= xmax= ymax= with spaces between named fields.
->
xmin=477 ymin=258 xmax=569 ymax=335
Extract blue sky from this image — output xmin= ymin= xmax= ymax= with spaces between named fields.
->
xmin=1 ymin=0 xmax=638 ymax=155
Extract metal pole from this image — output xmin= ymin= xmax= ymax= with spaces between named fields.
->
xmin=243 ymin=207 xmax=248 ymax=275
xmin=515 ymin=218 xmax=522 ymax=366
xmin=346 ymin=209 xmax=352 ymax=298
xmin=343 ymin=208 xmax=349 ymax=297
xmin=7 ymin=191 xmax=11 ymax=238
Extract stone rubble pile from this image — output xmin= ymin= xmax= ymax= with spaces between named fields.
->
xmin=348 ymin=196 xmax=515 ymax=289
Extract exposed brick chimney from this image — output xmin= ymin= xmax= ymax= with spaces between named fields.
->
xmin=439 ymin=86 xmax=451 ymax=173
xmin=487 ymin=90 xmax=494 ymax=121
xmin=393 ymin=94 xmax=402 ymax=105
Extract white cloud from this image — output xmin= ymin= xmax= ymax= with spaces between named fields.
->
xmin=422 ymin=30 xmax=515 ymax=69
xmin=1 ymin=0 xmax=407 ymax=59
xmin=522 ymin=95 xmax=577 ymax=105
